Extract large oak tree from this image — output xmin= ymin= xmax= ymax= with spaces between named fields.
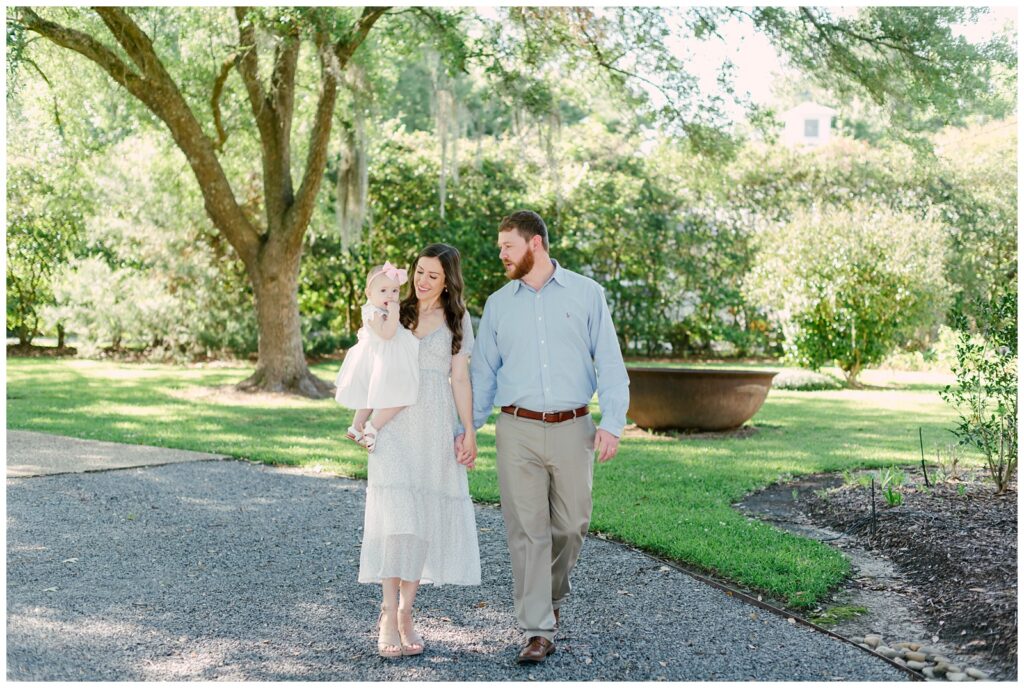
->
xmin=11 ymin=6 xmax=1010 ymax=396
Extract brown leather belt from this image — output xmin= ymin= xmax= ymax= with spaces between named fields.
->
xmin=501 ymin=405 xmax=589 ymax=423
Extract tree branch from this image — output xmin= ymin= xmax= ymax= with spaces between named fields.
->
xmin=693 ymin=9 xmax=726 ymax=41
xmin=793 ymin=7 xmax=892 ymax=103
xmin=335 ymin=6 xmax=390 ymax=68
xmin=234 ymin=7 xmax=299 ymax=234
xmin=94 ymin=7 xmax=164 ymax=79
xmin=211 ymin=53 xmax=235 ymax=150
xmin=285 ymin=6 xmax=389 ymax=248
xmin=18 ymin=8 xmax=149 ymax=95
xmin=283 ymin=34 xmax=339 ymax=251
xmin=799 ymin=7 xmax=937 ymax=65
xmin=19 ymin=7 xmax=262 ymax=266
xmin=268 ymin=31 xmax=301 ymax=220
xmin=271 ymin=32 xmax=300 ymax=131
xmin=576 ymin=21 xmax=691 ymax=129
xmin=234 ymin=7 xmax=276 ymax=147
xmin=21 ymin=57 xmax=65 ymax=135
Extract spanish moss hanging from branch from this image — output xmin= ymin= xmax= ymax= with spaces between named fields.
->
xmin=452 ymin=101 xmax=470 ymax=186
xmin=543 ymin=109 xmax=563 ymax=212
xmin=336 ymin=63 xmax=370 ymax=251
xmin=473 ymin=113 xmax=484 ymax=172
xmin=429 ymin=50 xmax=459 ymax=221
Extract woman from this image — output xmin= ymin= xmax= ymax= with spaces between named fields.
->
xmin=357 ymin=243 xmax=481 ymax=658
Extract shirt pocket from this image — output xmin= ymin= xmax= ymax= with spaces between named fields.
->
xmin=558 ymin=306 xmax=592 ymax=351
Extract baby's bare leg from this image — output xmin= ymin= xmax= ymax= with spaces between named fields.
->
xmin=369 ymin=407 xmax=404 ymax=429
xmin=352 ymin=408 xmax=371 ymax=432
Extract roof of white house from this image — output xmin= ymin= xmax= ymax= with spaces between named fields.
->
xmin=782 ymin=101 xmax=839 ymax=118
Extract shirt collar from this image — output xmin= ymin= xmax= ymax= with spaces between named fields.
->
xmin=512 ymin=259 xmax=565 ymax=294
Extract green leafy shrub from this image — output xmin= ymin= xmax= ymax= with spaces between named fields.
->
xmin=941 ymin=291 xmax=1017 ymax=493
xmin=744 ymin=202 xmax=948 ymax=387
xmin=6 ymin=149 xmax=88 ymax=346
xmin=880 ymin=324 xmax=960 ymax=371
xmin=39 ymin=134 xmax=259 ymax=360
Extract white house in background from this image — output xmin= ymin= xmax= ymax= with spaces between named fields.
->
xmin=780 ymin=101 xmax=838 ymax=148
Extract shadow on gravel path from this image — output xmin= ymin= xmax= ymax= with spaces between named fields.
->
xmin=6 ymin=436 xmax=907 ymax=681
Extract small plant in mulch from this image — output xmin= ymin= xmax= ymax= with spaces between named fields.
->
xmin=933 ymin=442 xmax=964 ymax=483
xmin=881 ymin=484 xmax=903 ymax=507
xmin=839 ymin=464 xmax=907 ymax=507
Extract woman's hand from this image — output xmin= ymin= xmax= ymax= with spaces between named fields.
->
xmin=455 ymin=431 xmax=477 ymax=469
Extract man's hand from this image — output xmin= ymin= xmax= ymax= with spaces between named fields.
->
xmin=455 ymin=432 xmax=477 ymax=469
xmin=593 ymin=429 xmax=620 ymax=463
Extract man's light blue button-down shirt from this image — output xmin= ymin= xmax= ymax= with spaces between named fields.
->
xmin=470 ymin=260 xmax=630 ymax=436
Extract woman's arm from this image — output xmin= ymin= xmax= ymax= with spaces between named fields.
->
xmin=451 ymin=354 xmax=477 ymax=468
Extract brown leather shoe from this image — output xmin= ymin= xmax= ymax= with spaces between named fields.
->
xmin=517 ymin=636 xmax=556 ymax=664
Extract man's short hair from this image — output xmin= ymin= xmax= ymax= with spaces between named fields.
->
xmin=499 ymin=210 xmax=549 ymax=251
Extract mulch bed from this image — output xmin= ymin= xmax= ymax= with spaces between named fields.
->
xmin=7 ymin=343 xmax=77 ymax=357
xmin=799 ymin=468 xmax=1017 ymax=678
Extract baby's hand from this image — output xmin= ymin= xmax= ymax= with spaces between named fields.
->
xmin=385 ymin=301 xmax=400 ymax=317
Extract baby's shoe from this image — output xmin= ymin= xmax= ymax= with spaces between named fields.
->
xmin=345 ymin=426 xmax=363 ymax=444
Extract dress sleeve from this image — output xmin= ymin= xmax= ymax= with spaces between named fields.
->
xmin=455 ymin=309 xmax=475 ymax=358
xmin=361 ymin=303 xmax=379 ymax=323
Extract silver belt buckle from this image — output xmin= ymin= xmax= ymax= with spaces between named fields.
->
xmin=541 ymin=411 xmax=549 ymax=422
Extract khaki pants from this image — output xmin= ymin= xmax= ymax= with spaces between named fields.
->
xmin=495 ymin=412 xmax=597 ymax=641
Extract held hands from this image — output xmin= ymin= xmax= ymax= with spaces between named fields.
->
xmin=594 ymin=429 xmax=620 ymax=463
xmin=454 ymin=432 xmax=477 ymax=469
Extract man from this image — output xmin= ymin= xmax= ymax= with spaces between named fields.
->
xmin=462 ymin=210 xmax=629 ymax=664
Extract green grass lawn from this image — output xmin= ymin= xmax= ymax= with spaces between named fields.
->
xmin=6 ymin=357 xmax=972 ymax=608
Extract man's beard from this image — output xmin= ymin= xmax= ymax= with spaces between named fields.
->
xmin=505 ymin=249 xmax=535 ymax=281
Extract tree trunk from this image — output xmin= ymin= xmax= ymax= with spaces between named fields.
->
xmin=57 ymin=323 xmax=65 ymax=349
xmin=845 ymin=362 xmax=863 ymax=389
xmin=19 ymin=7 xmax=389 ymax=399
xmin=237 ymin=243 xmax=334 ymax=398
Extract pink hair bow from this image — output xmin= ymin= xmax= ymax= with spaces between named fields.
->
xmin=381 ymin=261 xmax=408 ymax=285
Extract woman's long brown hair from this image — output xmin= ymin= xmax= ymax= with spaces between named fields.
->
xmin=399 ymin=243 xmax=466 ymax=355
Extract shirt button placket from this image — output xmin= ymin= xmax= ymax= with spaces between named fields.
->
xmin=537 ymin=291 xmax=551 ymax=406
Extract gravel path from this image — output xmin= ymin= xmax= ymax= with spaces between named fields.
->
xmin=7 ymin=449 xmax=908 ymax=680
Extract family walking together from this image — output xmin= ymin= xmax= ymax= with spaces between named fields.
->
xmin=333 ymin=210 xmax=630 ymax=664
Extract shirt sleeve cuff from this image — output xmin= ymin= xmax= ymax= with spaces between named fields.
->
xmin=598 ymin=419 xmax=624 ymax=438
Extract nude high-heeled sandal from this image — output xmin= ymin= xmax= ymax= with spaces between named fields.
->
xmin=377 ymin=604 xmax=402 ymax=659
xmin=397 ymin=606 xmax=424 ymax=656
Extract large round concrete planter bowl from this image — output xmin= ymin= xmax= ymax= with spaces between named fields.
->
xmin=626 ymin=367 xmax=779 ymax=432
